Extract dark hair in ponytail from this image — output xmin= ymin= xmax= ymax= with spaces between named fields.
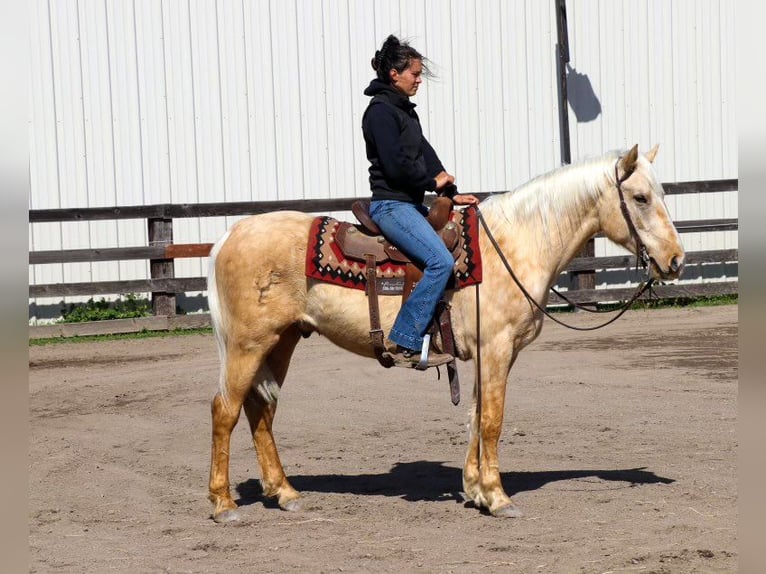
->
xmin=370 ymin=35 xmax=433 ymax=83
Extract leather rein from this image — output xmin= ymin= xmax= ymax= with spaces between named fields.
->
xmin=474 ymin=158 xmax=655 ymax=332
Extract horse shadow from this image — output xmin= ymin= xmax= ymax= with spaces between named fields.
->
xmin=234 ymin=461 xmax=673 ymax=509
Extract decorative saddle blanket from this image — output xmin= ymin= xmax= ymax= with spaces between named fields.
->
xmin=305 ymin=206 xmax=483 ymax=294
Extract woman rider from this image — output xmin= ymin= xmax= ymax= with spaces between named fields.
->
xmin=362 ymin=35 xmax=479 ymax=369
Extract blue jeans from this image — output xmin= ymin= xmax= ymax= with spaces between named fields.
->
xmin=369 ymin=200 xmax=454 ymax=351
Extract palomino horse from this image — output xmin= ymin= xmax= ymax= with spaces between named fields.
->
xmin=206 ymin=144 xmax=684 ymax=521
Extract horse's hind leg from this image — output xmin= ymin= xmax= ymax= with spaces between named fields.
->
xmin=208 ymin=343 xmax=274 ymax=523
xmin=242 ymin=325 xmax=302 ymax=511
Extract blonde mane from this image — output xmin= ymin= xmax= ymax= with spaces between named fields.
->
xmin=480 ymin=150 xmax=625 ymax=251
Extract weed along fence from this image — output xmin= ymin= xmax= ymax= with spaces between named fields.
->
xmin=28 ymin=180 xmax=738 ymax=339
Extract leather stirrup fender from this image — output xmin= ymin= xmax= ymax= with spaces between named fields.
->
xmin=437 ymin=301 xmax=460 ymax=406
xmin=365 ymin=253 xmax=394 ymax=368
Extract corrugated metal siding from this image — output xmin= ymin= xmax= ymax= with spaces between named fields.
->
xmin=29 ymin=0 xmax=737 ymax=310
xmin=563 ymin=0 xmax=738 ymax=273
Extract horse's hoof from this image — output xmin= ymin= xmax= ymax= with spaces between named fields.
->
xmin=459 ymin=491 xmax=486 ymax=508
xmin=212 ymin=509 xmax=241 ymax=523
xmin=280 ymin=498 xmax=303 ymax=512
xmin=491 ymin=503 xmax=524 ymax=518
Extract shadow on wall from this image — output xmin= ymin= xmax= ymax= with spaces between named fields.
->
xmin=567 ymin=64 xmax=601 ymax=122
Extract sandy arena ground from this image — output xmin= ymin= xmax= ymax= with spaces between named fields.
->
xmin=29 ymin=305 xmax=737 ymax=573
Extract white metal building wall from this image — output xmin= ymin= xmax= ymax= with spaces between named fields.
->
xmin=29 ymin=0 xmax=737 ymax=310
xmin=565 ymin=0 xmax=737 ymax=268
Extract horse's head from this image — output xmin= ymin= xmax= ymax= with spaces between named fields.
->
xmin=599 ymin=144 xmax=685 ymax=281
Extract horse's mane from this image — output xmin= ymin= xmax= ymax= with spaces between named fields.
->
xmin=480 ymin=149 xmax=625 ymax=249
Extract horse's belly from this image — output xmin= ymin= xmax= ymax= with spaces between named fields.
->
xmin=305 ymin=283 xmax=401 ymax=357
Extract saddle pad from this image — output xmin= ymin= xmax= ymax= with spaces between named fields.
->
xmin=305 ymin=206 xmax=483 ymax=292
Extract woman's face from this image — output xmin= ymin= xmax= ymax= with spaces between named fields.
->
xmin=389 ymin=59 xmax=423 ymax=97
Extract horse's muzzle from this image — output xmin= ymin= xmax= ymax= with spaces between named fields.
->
xmin=651 ymin=253 xmax=685 ymax=281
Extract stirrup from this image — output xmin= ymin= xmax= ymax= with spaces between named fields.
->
xmin=415 ymin=334 xmax=432 ymax=370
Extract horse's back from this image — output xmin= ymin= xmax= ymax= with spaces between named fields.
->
xmin=220 ymin=210 xmax=314 ymax=259
xmin=213 ymin=211 xmax=315 ymax=327
xmin=226 ymin=210 xmax=314 ymax=239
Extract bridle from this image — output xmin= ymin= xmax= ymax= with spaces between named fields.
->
xmin=474 ymin=157 xmax=655 ymax=332
xmin=614 ymin=160 xmax=652 ymax=271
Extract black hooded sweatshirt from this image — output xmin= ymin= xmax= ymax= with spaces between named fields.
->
xmin=362 ymin=79 xmax=455 ymax=204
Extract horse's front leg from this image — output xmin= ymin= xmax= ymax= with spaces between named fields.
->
xmin=463 ymin=348 xmax=522 ymax=517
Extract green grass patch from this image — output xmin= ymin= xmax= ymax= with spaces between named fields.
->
xmin=59 ymin=293 xmax=152 ymax=323
xmin=521 ymin=293 xmax=737 ymax=314
xmin=597 ymin=293 xmax=737 ymax=312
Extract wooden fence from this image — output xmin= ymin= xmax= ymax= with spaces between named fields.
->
xmin=29 ymin=179 xmax=738 ymax=335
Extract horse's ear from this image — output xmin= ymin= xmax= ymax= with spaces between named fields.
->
xmin=644 ymin=143 xmax=660 ymax=163
xmin=619 ymin=144 xmax=640 ymax=179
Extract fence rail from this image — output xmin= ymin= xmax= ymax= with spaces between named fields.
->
xmin=28 ymin=179 xmax=737 ymax=223
xmin=29 ymin=180 xmax=739 ymax=315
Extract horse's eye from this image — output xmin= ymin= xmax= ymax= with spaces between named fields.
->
xmin=634 ymin=194 xmax=648 ymax=204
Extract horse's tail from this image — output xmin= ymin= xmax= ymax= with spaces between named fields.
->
xmin=207 ymin=229 xmax=232 ymax=399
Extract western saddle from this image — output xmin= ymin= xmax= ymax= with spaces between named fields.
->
xmin=337 ymin=196 xmax=462 ymax=404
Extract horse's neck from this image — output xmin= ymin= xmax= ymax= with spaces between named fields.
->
xmin=482 ymin=177 xmax=602 ymax=289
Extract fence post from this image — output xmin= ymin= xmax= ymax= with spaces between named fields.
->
xmin=148 ymin=217 xmax=176 ymax=316
xmin=555 ymin=0 xmax=596 ymax=293
xmin=571 ymin=242 xmax=596 ymax=293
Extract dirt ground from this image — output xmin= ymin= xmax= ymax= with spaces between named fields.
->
xmin=29 ymin=305 xmax=737 ymax=574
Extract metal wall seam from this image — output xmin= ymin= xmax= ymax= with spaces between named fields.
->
xmin=78 ymin=0 xmax=119 ymax=286
xmin=30 ymin=0 xmax=64 ymax=298
xmin=243 ymin=0 xmax=279 ymax=203
xmin=49 ymin=0 xmax=91 ymax=291
xmin=270 ymin=0 xmax=303 ymax=202
xmin=296 ymin=0 xmax=329 ymax=202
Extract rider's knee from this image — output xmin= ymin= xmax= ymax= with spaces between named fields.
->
xmin=430 ymin=249 xmax=455 ymax=278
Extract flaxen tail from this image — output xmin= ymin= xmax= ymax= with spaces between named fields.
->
xmin=207 ymin=229 xmax=231 ymax=399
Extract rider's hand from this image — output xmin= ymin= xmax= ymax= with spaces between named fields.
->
xmin=434 ymin=171 xmax=455 ymax=190
xmin=453 ymin=193 xmax=480 ymax=206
